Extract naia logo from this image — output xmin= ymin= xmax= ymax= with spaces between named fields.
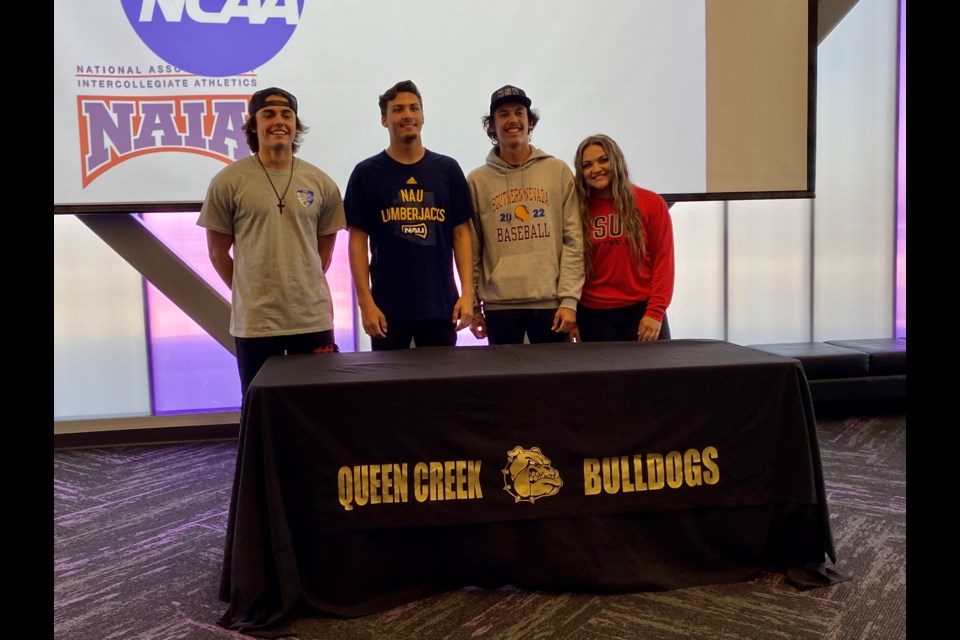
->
xmin=78 ymin=94 xmax=248 ymax=187
xmin=120 ymin=0 xmax=304 ymax=77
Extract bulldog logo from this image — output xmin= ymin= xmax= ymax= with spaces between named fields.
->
xmin=502 ymin=446 xmax=563 ymax=503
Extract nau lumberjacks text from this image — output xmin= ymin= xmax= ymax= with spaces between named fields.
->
xmin=336 ymin=445 xmax=720 ymax=511
xmin=383 ymin=183 xmax=446 ymax=241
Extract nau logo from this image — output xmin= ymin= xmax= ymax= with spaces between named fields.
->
xmin=502 ymin=446 xmax=563 ymax=503
xmin=401 ymin=223 xmax=427 ymax=239
xmin=121 ymin=0 xmax=305 ymax=77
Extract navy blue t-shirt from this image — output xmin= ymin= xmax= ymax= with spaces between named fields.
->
xmin=344 ymin=150 xmax=475 ymax=321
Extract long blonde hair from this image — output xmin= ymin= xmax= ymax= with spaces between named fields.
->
xmin=574 ymin=134 xmax=645 ymax=276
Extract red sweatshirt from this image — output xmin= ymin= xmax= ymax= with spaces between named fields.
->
xmin=580 ymin=185 xmax=675 ymax=322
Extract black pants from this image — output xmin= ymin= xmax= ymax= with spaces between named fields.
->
xmin=234 ymin=330 xmax=337 ymax=400
xmin=483 ymin=309 xmax=568 ymax=345
xmin=577 ymin=302 xmax=671 ymax=342
xmin=371 ymin=319 xmax=457 ymax=351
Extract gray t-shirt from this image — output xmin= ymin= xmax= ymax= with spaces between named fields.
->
xmin=198 ymin=155 xmax=346 ymax=338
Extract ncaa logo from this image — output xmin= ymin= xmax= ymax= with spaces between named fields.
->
xmin=120 ymin=0 xmax=304 ymax=77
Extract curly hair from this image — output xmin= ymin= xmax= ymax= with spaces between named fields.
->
xmin=573 ymin=134 xmax=646 ymax=276
xmin=242 ymin=101 xmax=308 ymax=154
xmin=481 ymin=107 xmax=540 ymax=146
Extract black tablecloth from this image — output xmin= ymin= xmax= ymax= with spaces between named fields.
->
xmin=218 ymin=339 xmax=838 ymax=632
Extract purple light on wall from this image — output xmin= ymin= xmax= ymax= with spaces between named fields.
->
xmin=141 ymin=213 xmax=242 ymax=414
xmin=140 ymin=212 xmax=357 ymax=415
xmin=895 ymin=0 xmax=906 ymax=338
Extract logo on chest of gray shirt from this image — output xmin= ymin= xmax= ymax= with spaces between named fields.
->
xmin=297 ymin=189 xmax=315 ymax=207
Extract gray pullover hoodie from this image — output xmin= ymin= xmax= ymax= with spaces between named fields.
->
xmin=467 ymin=146 xmax=584 ymax=312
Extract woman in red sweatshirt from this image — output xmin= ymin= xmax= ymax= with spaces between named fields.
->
xmin=571 ymin=134 xmax=675 ymax=342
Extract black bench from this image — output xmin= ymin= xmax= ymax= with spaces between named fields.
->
xmin=746 ymin=338 xmax=906 ymax=414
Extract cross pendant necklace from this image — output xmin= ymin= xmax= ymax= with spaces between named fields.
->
xmin=256 ymin=154 xmax=296 ymax=215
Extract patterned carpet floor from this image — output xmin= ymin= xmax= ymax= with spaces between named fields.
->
xmin=53 ymin=412 xmax=906 ymax=640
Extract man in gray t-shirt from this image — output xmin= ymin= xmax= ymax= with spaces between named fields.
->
xmin=197 ymin=86 xmax=346 ymax=401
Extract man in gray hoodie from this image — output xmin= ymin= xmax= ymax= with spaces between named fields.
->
xmin=467 ymin=85 xmax=584 ymax=345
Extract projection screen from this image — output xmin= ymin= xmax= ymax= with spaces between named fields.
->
xmin=53 ymin=0 xmax=815 ymax=213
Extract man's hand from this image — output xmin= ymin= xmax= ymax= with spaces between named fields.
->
xmin=551 ymin=307 xmax=577 ymax=333
xmin=470 ymin=314 xmax=488 ymax=339
xmin=359 ymin=300 xmax=388 ymax=338
xmin=452 ymin=294 xmax=474 ymax=332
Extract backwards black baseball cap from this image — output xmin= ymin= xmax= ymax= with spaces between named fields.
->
xmin=489 ymin=85 xmax=531 ymax=115
xmin=249 ymin=87 xmax=298 ymax=116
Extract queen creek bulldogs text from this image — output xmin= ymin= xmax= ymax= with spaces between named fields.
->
xmin=584 ymin=447 xmax=719 ymax=494
xmin=337 ymin=446 xmax=721 ymax=511
xmin=338 ymin=460 xmax=482 ymax=511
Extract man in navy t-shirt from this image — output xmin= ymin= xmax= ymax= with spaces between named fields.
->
xmin=345 ymin=80 xmax=476 ymax=350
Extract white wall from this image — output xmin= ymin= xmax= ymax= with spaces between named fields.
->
xmin=669 ymin=0 xmax=898 ymax=344
xmin=54 ymin=215 xmax=152 ymax=419
xmin=813 ymin=0 xmax=898 ymax=340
